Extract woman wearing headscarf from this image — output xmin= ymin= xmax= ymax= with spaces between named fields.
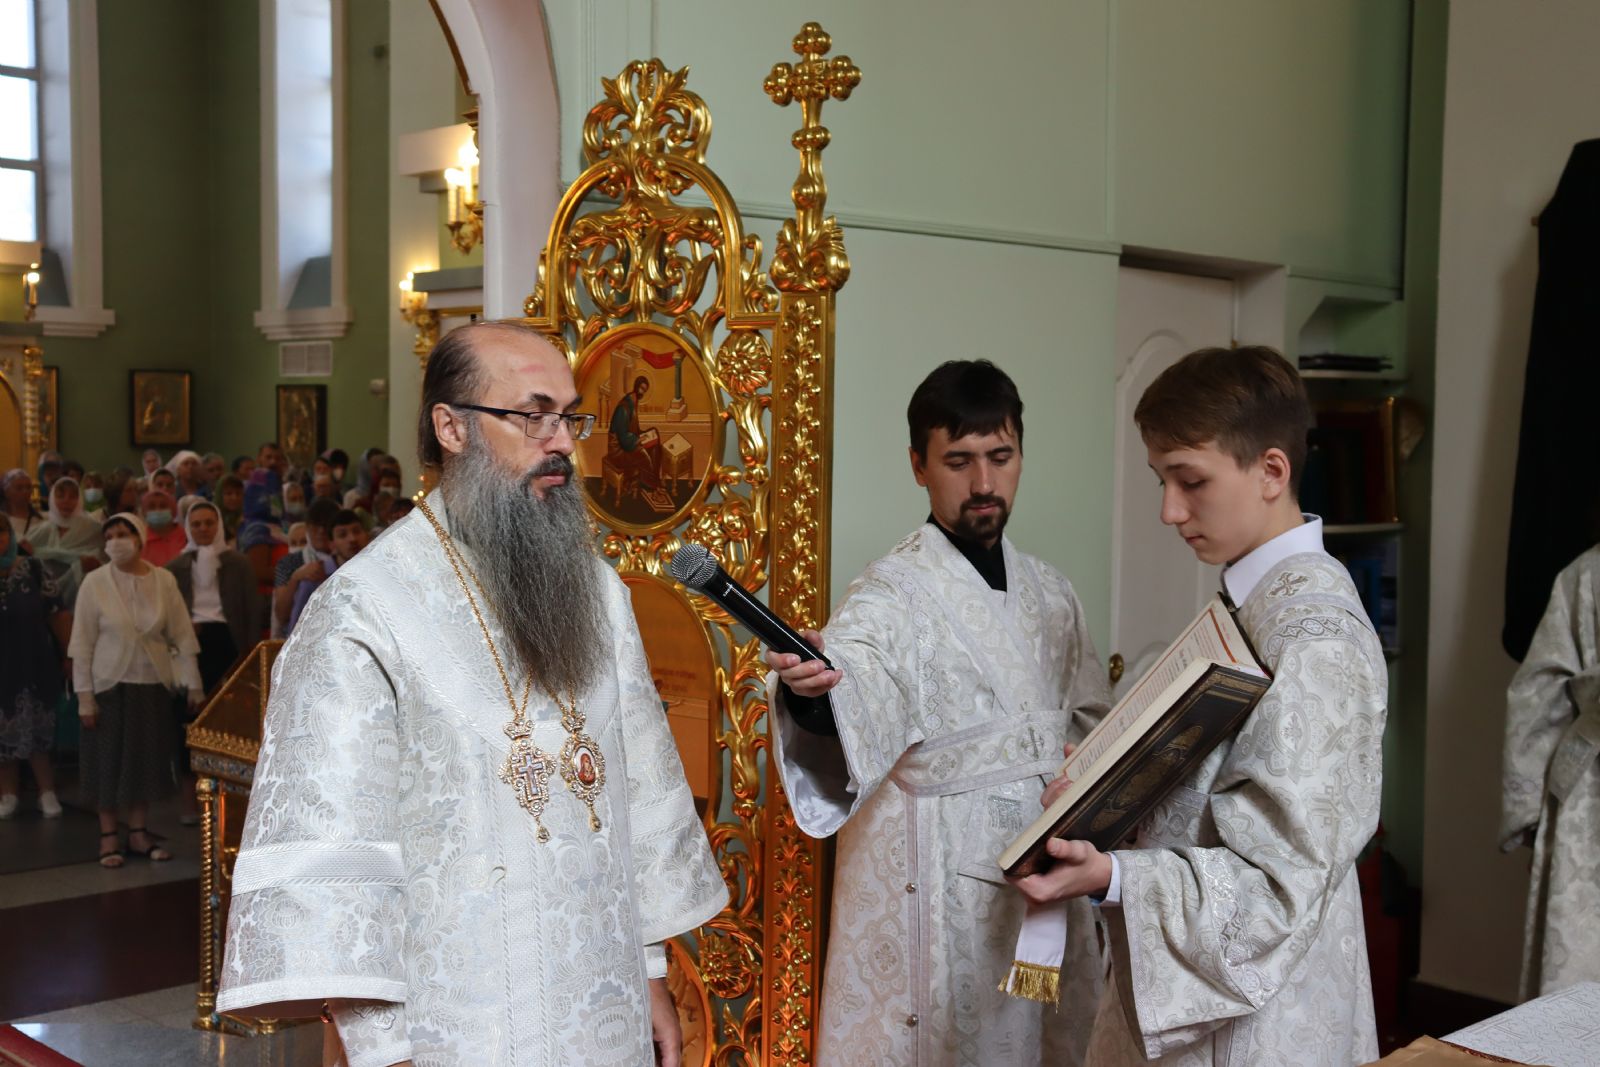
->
xmin=352 ymin=445 xmax=384 ymax=505
xmin=138 ymin=488 xmax=187 ymax=568
xmin=166 ymin=450 xmax=206 ymax=500
xmin=70 ymin=513 xmax=201 ymax=867
xmin=0 ymin=519 xmax=69 ymax=820
xmin=2 ymin=469 xmax=44 ymax=549
xmin=140 ymin=449 xmax=163 ymax=479
xmin=168 ymin=500 xmax=259 ymax=692
xmin=79 ymin=471 xmax=110 ymax=522
xmin=28 ymin=477 xmax=104 ymax=608
xmin=35 ymin=450 xmax=64 ymax=496
xmin=166 ymin=500 xmax=260 ymax=825
xmin=280 ymin=478 xmax=308 ymax=526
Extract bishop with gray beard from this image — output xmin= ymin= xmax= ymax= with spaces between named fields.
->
xmin=443 ymin=420 xmax=608 ymax=699
xmin=217 ymin=321 xmax=726 ymax=1067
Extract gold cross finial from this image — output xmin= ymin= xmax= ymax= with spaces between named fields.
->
xmin=764 ymin=24 xmax=860 ymax=292
xmin=765 ymin=24 xmax=860 ymax=149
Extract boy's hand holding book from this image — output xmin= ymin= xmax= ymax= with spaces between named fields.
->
xmin=1006 ymin=838 xmax=1112 ymax=904
xmin=996 ymin=599 xmax=1271 ymax=879
xmin=998 ymin=748 xmax=1113 ymax=908
xmin=1006 ymin=743 xmax=1114 ymax=904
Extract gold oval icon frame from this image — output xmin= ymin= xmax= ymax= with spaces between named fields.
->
xmin=574 ymin=321 xmax=726 ymax=537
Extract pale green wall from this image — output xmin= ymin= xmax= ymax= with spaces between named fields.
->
xmin=543 ymin=0 xmax=1420 ymax=655
xmin=28 ymin=0 xmax=392 ymax=473
xmin=832 ymin=233 xmax=1118 ymax=634
xmin=385 ymin=0 xmax=463 ymax=474
xmin=1114 ymin=2 xmax=1410 ymax=287
xmin=40 ymin=0 xmax=209 ymax=469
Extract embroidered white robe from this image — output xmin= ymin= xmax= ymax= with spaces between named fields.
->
xmin=1087 ymin=551 xmax=1386 ymax=1067
xmin=216 ymin=499 xmax=727 ymax=1065
xmin=771 ymin=523 xmax=1111 ymax=1066
xmin=1502 ymin=544 xmax=1600 ymax=999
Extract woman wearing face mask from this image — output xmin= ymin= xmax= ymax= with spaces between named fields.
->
xmin=138 ymin=489 xmax=187 ymax=567
xmin=320 ymin=448 xmax=350 ymax=491
xmin=69 ymin=513 xmax=202 ymax=867
xmin=166 ymin=501 xmax=260 ymax=824
xmin=28 ymin=477 xmax=105 ymax=609
xmin=0 ymin=521 xmax=70 ymax=820
xmin=79 ymin=472 xmax=110 ymax=522
xmin=281 ymin=480 xmax=308 ymax=524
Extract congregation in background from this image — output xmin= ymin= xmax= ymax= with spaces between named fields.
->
xmin=0 ymin=442 xmax=407 ymax=865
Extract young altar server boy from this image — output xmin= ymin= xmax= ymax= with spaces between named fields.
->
xmin=1010 ymin=346 xmax=1387 ymax=1066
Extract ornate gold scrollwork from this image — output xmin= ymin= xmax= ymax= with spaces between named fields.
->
xmin=523 ymin=56 xmax=775 ymax=1067
xmin=522 ymin=29 xmax=855 ymax=1064
xmin=763 ymin=23 xmax=857 ymax=1067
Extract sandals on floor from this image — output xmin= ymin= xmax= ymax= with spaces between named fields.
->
xmin=98 ymin=831 xmax=126 ymax=869
xmin=126 ymin=827 xmax=172 ymax=863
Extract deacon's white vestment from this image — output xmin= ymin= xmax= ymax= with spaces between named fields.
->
xmin=771 ymin=523 xmax=1111 ymax=1066
xmin=1087 ymin=540 xmax=1386 ymax=1067
xmin=1502 ymin=544 xmax=1600 ymax=999
xmin=217 ymin=498 xmax=727 ymax=1065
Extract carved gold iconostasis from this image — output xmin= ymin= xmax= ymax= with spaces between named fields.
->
xmin=188 ymin=22 xmax=858 ymax=1064
xmin=523 ymin=26 xmax=859 ymax=1065
xmin=0 ymin=329 xmax=47 ymax=474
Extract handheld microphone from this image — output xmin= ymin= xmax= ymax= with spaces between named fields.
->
xmin=667 ymin=544 xmax=833 ymax=670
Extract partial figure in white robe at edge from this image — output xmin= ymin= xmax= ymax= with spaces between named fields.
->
xmin=1502 ymin=543 xmax=1600 ymax=999
xmin=218 ymin=323 xmax=725 ymax=1067
xmin=768 ymin=359 xmax=1111 ymax=1066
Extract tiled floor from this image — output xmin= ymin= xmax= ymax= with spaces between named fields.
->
xmin=1 ymin=790 xmax=319 ymax=1065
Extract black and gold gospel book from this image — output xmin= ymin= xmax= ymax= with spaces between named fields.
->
xmin=999 ymin=599 xmax=1271 ymax=878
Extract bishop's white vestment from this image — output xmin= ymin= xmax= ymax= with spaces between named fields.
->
xmin=1502 ymin=544 xmax=1600 ymax=999
xmin=217 ymin=499 xmax=727 ymax=1065
xmin=771 ymin=523 xmax=1111 ymax=1066
xmin=1086 ymin=544 xmax=1386 ymax=1067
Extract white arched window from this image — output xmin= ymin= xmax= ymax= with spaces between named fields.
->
xmin=0 ymin=0 xmax=42 ymax=245
xmin=255 ymin=0 xmax=349 ymax=341
xmin=0 ymin=0 xmax=113 ymax=336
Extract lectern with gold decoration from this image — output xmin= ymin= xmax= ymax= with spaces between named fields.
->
xmin=191 ymin=24 xmax=858 ymax=1064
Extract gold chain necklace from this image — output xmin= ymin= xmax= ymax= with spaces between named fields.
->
xmin=417 ymin=498 xmax=606 ymax=837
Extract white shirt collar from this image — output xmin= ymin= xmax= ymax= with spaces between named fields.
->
xmin=1221 ymin=514 xmax=1325 ymax=606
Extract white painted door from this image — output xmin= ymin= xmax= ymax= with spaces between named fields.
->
xmin=1111 ymin=267 xmax=1232 ymax=697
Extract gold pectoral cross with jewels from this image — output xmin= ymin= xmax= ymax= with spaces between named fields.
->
xmin=498 ymin=722 xmax=554 ymax=843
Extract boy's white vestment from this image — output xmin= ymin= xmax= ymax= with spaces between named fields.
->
xmin=1088 ymin=521 xmax=1387 ymax=1067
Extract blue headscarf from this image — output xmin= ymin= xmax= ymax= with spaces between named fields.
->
xmin=237 ymin=470 xmax=286 ymax=552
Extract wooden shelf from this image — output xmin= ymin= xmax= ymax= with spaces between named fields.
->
xmin=1300 ymin=369 xmax=1407 ymax=382
xmin=1323 ymin=522 xmax=1404 ymax=535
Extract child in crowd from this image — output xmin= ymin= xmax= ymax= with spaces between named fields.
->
xmin=1011 ymin=346 xmax=1387 ymax=1067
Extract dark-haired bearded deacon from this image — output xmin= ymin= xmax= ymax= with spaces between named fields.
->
xmin=218 ymin=323 xmax=725 ymax=1067
xmin=767 ymin=360 xmax=1110 ymax=1066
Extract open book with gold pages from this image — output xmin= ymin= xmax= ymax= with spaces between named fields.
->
xmin=999 ymin=598 xmax=1271 ymax=878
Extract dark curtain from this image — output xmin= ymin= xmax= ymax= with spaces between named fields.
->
xmin=1503 ymin=139 xmax=1600 ymax=661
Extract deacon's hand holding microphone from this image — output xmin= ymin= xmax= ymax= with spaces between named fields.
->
xmin=667 ymin=544 xmax=844 ymax=697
